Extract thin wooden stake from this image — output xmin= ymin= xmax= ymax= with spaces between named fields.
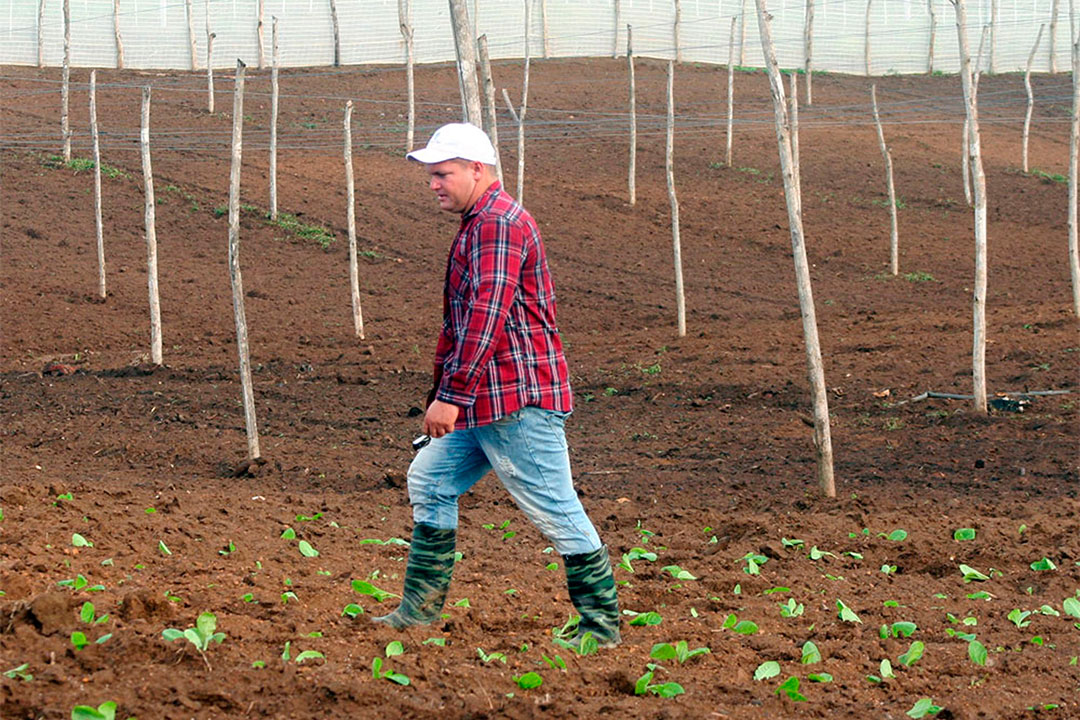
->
xmin=726 ymin=16 xmax=736 ymax=166
xmin=140 ymin=87 xmax=163 ymax=366
xmin=448 ymin=0 xmax=483 ymax=126
xmin=754 ymin=0 xmax=835 ymax=498
xmin=739 ymin=0 xmax=747 ymax=66
xmin=871 ymin=84 xmax=899 ymax=275
xmin=37 ymin=0 xmax=45 ymax=68
xmin=1050 ymin=0 xmax=1059 ymax=74
xmin=113 ymin=0 xmax=124 ymax=69
xmin=628 ymin=24 xmax=636 ymax=205
xmin=964 ymin=25 xmax=989 ymax=207
xmin=804 ymin=0 xmax=814 ymax=105
xmin=666 ymin=61 xmax=686 ymax=338
xmin=61 ymin=0 xmax=70 ymax=162
xmin=343 ymin=101 xmax=365 ymax=339
xmin=927 ymin=0 xmax=936 ymax=73
xmin=1069 ymin=34 xmax=1080 ymax=317
xmin=989 ymin=0 xmax=998 ymax=73
xmin=1023 ymin=25 xmax=1046 ymax=173
xmin=865 ymin=0 xmax=872 ymax=76
xmin=206 ymin=4 xmax=215 ymax=114
xmin=226 ymin=60 xmax=261 ymax=461
xmin=329 ymin=0 xmax=341 ymax=67
xmin=541 ymin=0 xmax=549 ymax=58
xmin=477 ymin=35 xmax=503 ymax=184
xmin=502 ymin=0 xmax=531 ymax=201
xmin=789 ymin=71 xmax=800 ymax=172
xmin=399 ymin=0 xmax=416 ymax=151
xmin=186 ymin=0 xmax=197 ymax=70
xmin=613 ymin=0 xmax=620 ymax=58
xmin=257 ymin=0 xmax=265 ymax=69
xmin=952 ymin=0 xmax=989 ymax=415
xmin=673 ymin=0 xmax=682 ymax=63
xmin=269 ymin=16 xmax=279 ymax=220
xmin=90 ymin=71 xmax=105 ymax=300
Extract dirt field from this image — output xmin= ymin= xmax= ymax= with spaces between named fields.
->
xmin=1 ymin=58 xmax=1078 ymax=719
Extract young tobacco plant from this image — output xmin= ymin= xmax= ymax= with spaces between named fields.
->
xmin=649 ymin=640 xmax=710 ymax=664
xmin=162 ymin=612 xmax=226 ymax=670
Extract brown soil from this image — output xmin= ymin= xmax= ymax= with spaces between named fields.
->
xmin=1 ymin=59 xmax=1077 ymax=719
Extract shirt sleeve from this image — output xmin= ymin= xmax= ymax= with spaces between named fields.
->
xmin=436 ymin=214 xmax=524 ymax=408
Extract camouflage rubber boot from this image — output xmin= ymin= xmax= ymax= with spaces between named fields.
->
xmin=372 ymin=524 xmax=456 ymax=629
xmin=563 ymin=545 xmax=621 ymax=648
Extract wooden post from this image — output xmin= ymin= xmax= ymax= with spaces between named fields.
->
xmin=952 ymin=0 xmax=989 ymax=415
xmin=628 ymin=24 xmax=636 ymax=206
xmin=113 ymin=0 xmax=124 ymax=69
xmin=1050 ymin=0 xmax=1059 ymax=74
xmin=206 ymin=4 xmax=215 ymax=114
xmin=270 ymin=16 xmax=279 ymax=220
xmin=666 ymin=61 xmax=686 ymax=338
xmin=186 ymin=0 xmax=197 ymax=70
xmin=226 ymin=60 xmax=261 ymax=461
xmin=343 ymin=101 xmax=365 ymax=339
xmin=477 ymin=35 xmax=503 ymax=184
xmin=399 ymin=0 xmax=415 ymax=152
xmin=804 ymin=0 xmax=814 ymax=105
xmin=541 ymin=0 xmax=549 ymax=58
xmin=673 ymin=0 xmax=681 ymax=63
xmin=754 ymin=0 xmax=835 ymax=498
xmin=140 ymin=87 xmax=163 ymax=366
xmin=1069 ymin=34 xmax=1080 ymax=317
xmin=1023 ymin=25 xmax=1046 ymax=173
xmin=90 ymin=71 xmax=106 ymax=300
xmin=448 ymin=0 xmax=483 ymax=126
xmin=927 ymin=0 xmax=936 ymax=74
xmin=726 ymin=16 xmax=736 ymax=166
xmin=739 ymin=0 xmax=747 ymax=66
xmin=865 ymin=0 xmax=872 ymax=76
xmin=789 ymin=71 xmax=800 ymax=175
xmin=61 ymin=0 xmax=70 ymax=162
xmin=37 ymin=0 xmax=45 ymax=68
xmin=989 ymin=0 xmax=997 ymax=74
xmin=257 ymin=0 xmax=265 ymax=69
xmin=329 ymin=0 xmax=341 ymax=67
xmin=963 ymin=25 xmax=989 ymax=207
xmin=613 ymin=0 xmax=620 ymax=58
xmin=871 ymin=84 xmax=899 ymax=276
xmin=500 ymin=0 xmax=531 ymax=201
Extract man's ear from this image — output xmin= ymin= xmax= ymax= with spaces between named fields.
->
xmin=472 ymin=160 xmax=485 ymax=178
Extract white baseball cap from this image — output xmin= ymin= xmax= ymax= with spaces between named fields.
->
xmin=406 ymin=122 xmax=497 ymax=165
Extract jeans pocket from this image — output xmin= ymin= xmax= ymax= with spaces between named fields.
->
xmin=493 ymin=408 xmax=523 ymax=426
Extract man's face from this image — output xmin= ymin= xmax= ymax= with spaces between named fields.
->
xmin=426 ymin=159 xmax=482 ymax=214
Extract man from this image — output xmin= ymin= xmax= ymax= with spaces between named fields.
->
xmin=373 ymin=123 xmax=619 ymax=649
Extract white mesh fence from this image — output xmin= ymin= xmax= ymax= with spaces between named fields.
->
xmin=0 ymin=0 xmax=1075 ymax=73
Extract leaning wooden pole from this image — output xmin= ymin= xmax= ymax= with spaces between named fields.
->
xmin=952 ymin=0 xmax=989 ymax=414
xmin=206 ymin=5 xmax=215 ymax=114
xmin=269 ymin=16 xmax=279 ymax=220
xmin=739 ymin=0 xmax=748 ymax=66
xmin=804 ymin=0 xmax=815 ymax=105
xmin=226 ymin=60 xmax=261 ymax=461
xmin=1023 ymin=25 xmax=1046 ymax=173
xmin=140 ymin=88 xmax=163 ymax=366
xmin=1069 ymin=34 xmax=1080 ymax=317
xmin=61 ymin=0 xmax=70 ymax=162
xmin=872 ymin=84 xmax=900 ymax=276
xmin=257 ymin=0 xmax=266 ymax=69
xmin=673 ymin=0 xmax=682 ymax=63
xmin=989 ymin=0 xmax=998 ymax=73
xmin=90 ymin=71 xmax=106 ymax=300
xmin=726 ymin=16 xmax=736 ymax=166
xmin=37 ymin=0 xmax=46 ymax=68
xmin=789 ymin=71 xmax=800 ymax=173
xmin=399 ymin=0 xmax=416 ymax=151
xmin=329 ymin=0 xmax=341 ymax=67
xmin=628 ymin=24 xmax=636 ymax=205
xmin=541 ymin=0 xmax=550 ymax=58
xmin=343 ymin=101 xmax=365 ymax=339
xmin=865 ymin=0 xmax=873 ymax=76
xmin=448 ymin=0 xmax=483 ymax=126
xmin=1050 ymin=0 xmax=1059 ymax=74
xmin=113 ymin=0 xmax=124 ymax=69
xmin=477 ymin=35 xmax=503 ymax=184
xmin=755 ymin=0 xmax=835 ymax=497
xmin=613 ymin=0 xmax=620 ymax=58
xmin=927 ymin=0 xmax=936 ymax=74
xmin=511 ymin=0 xmax=532 ymax=201
xmin=666 ymin=62 xmax=686 ymax=338
xmin=186 ymin=0 xmax=197 ymax=70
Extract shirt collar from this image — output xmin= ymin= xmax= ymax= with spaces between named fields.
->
xmin=462 ymin=180 xmax=502 ymax=222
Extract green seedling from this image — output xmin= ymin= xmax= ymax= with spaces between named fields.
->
xmin=627 ymin=611 xmax=663 ymax=626
xmin=775 ymin=676 xmax=807 ymax=702
xmin=552 ymin=614 xmax=581 ymax=639
xmin=541 ymin=654 xmax=567 ymax=670
xmin=779 ymin=598 xmax=804 ymax=618
xmin=385 ymin=641 xmax=404 ymax=658
xmin=242 ymin=593 xmax=257 ymax=603
xmin=477 ymin=647 xmax=506 ymax=664
xmin=423 ymin=638 xmax=447 ymax=646
xmin=733 ymin=620 xmax=758 ymax=635
xmin=3 ymin=663 xmax=32 ymax=681
xmin=295 ymin=650 xmax=324 ymax=664
xmin=371 ymin=657 xmax=410 ymax=685
xmin=80 ymin=602 xmax=109 ymax=625
xmin=545 ymin=562 xmax=558 ymax=571
xmin=801 ymin=640 xmax=821 ymax=664
xmin=880 ymin=659 xmax=896 ymax=679
xmin=158 ymin=540 xmax=172 ymax=556
xmin=845 ymin=551 xmax=864 ymax=560
xmin=618 ymin=547 xmax=658 ymax=573
xmin=881 ymin=564 xmax=898 ymax=575
xmin=281 ymin=591 xmax=299 ymax=604
xmin=945 ymin=628 xmax=976 ymax=642
xmin=341 ymin=603 xmax=363 ymax=618
xmin=781 ymin=538 xmax=805 ymax=549
xmin=898 ymin=640 xmax=925 ymax=667
xmin=890 ymin=621 xmax=917 ymax=638
xmin=754 ymin=660 xmax=781 ymax=680
xmin=72 ymin=533 xmax=93 ymax=548
xmin=1008 ymin=609 xmax=1032 ymax=628
xmin=809 ymin=546 xmax=837 ymax=561
xmin=808 ymin=672 xmax=832 ymax=683
xmin=953 ymin=528 xmax=976 ymax=541
xmin=959 ymin=564 xmax=989 ymax=582
xmin=907 ymin=698 xmax=943 ymax=718
xmin=56 ymin=492 xmax=74 ymax=503
xmin=219 ymin=541 xmax=236 ymax=556
xmin=763 ymin=587 xmax=790 ymax=595
xmin=281 ymin=527 xmax=297 ymax=540
xmin=514 ymin=671 xmax=543 ymax=690
xmin=661 ymin=565 xmax=696 ymax=580
xmin=649 ymin=640 xmax=710 ymax=663
xmin=453 ymin=598 xmax=470 ymax=608
xmin=1038 ymin=605 xmax=1059 ymax=617
xmin=162 ymin=611 xmax=226 ymax=670
xmin=836 ymin=599 xmax=862 ymax=623
xmin=71 ymin=701 xmax=118 ymax=720
xmin=298 ymin=540 xmax=319 ymax=558
xmin=635 ymin=520 xmax=655 ymax=544
xmin=358 ymin=537 xmax=409 ymax=546
xmin=295 ymin=512 xmax=323 ymax=522
xmin=1063 ymin=597 xmax=1080 ymax=618
xmin=967 ymin=591 xmax=993 ymax=601
xmin=887 ymin=529 xmax=908 ymax=542
xmin=1030 ymin=557 xmax=1056 ymax=572
xmin=351 ymin=579 xmax=399 ymax=602
xmin=57 ymin=574 xmax=89 ymax=591
xmin=741 ymin=552 xmax=768 ymax=575
xmin=634 ymin=664 xmax=684 ymax=697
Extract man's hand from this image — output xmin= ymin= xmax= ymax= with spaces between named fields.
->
xmin=424 ymin=400 xmax=459 ymax=438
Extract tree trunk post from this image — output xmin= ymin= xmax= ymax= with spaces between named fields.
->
xmin=927 ymin=0 xmax=936 ymax=74
xmin=329 ymin=0 xmax=341 ymax=67
xmin=269 ymin=16 xmax=279 ymax=220
xmin=1023 ymin=25 xmax=1046 ymax=173
xmin=37 ymin=0 xmax=45 ymax=68
xmin=477 ymin=35 xmax=503 ymax=184
xmin=399 ymin=0 xmax=416 ymax=152
xmin=726 ymin=16 xmax=736 ymax=166
xmin=1069 ymin=33 xmax=1080 ymax=317
xmin=628 ymin=24 xmax=636 ymax=206
xmin=113 ymin=0 xmax=124 ymax=69
xmin=90 ymin=70 xmax=106 ymax=300
xmin=257 ymin=0 xmax=265 ymax=69
xmin=1050 ymin=0 xmax=1059 ymax=74
xmin=865 ymin=0 xmax=872 ymax=76
xmin=61 ymin=0 xmax=70 ymax=162
xmin=206 ymin=3 xmax=215 ymax=114
xmin=186 ymin=0 xmax=197 ymax=70
xmin=541 ymin=0 xmax=550 ymax=58
xmin=789 ymin=71 xmax=800 ymax=172
xmin=666 ymin=61 xmax=686 ymax=338
xmin=343 ymin=101 xmax=365 ymax=339
xmin=613 ymin=0 xmax=620 ymax=58
xmin=871 ymin=84 xmax=899 ymax=276
xmin=952 ymin=0 xmax=989 ymax=414
xmin=673 ymin=0 xmax=682 ymax=63
xmin=448 ymin=0 xmax=483 ymax=126
xmin=739 ymin=0 xmax=747 ymax=66
xmin=140 ymin=87 xmax=163 ymax=366
xmin=804 ymin=0 xmax=814 ymax=105
xmin=754 ymin=0 xmax=836 ymax=498
xmin=226 ymin=60 xmax=261 ymax=461
xmin=989 ymin=0 xmax=998 ymax=73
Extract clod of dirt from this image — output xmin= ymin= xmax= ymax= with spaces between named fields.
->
xmin=28 ymin=591 xmax=73 ymax=635
xmin=0 ymin=485 xmax=30 ymax=507
xmin=232 ymin=456 xmax=268 ymax=477
xmin=42 ymin=362 xmax=77 ymax=376
xmin=118 ymin=588 xmax=175 ymax=623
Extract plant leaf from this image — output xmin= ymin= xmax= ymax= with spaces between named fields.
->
xmin=898 ymin=640 xmax=925 ymax=667
xmin=72 ymin=533 xmax=93 ymax=548
xmin=385 ymin=641 xmax=404 ymax=658
xmin=959 ymin=564 xmax=989 ymax=582
xmin=836 ymin=599 xmax=862 ymax=623
xmin=733 ymin=620 xmax=758 ymax=635
xmin=953 ymin=528 xmax=976 ymax=541
xmin=1030 ymin=557 xmax=1056 ymax=572
xmin=295 ymin=650 xmax=325 ymax=664
xmin=754 ymin=660 xmax=781 ymax=681
xmin=80 ymin=602 xmax=95 ymax=624
xmin=888 ymin=529 xmax=908 ymax=542
xmin=514 ymin=671 xmax=543 ymax=689
xmin=648 ymin=682 xmax=685 ymax=698
xmin=801 ymin=640 xmax=821 ymax=664
xmin=162 ymin=628 xmax=184 ymax=642
xmin=649 ymin=643 xmax=678 ymax=661
xmin=298 ymin=540 xmax=319 ymax=558
xmin=891 ymin=621 xmax=917 ymax=638
xmin=968 ymin=640 xmax=987 ymax=666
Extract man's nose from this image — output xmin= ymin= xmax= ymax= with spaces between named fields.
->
xmin=429 ymin=176 xmax=440 ymax=190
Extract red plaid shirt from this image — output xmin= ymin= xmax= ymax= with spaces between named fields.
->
xmin=432 ymin=182 xmax=573 ymax=429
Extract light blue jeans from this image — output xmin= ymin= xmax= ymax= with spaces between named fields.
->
xmin=407 ymin=406 xmax=602 ymax=556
